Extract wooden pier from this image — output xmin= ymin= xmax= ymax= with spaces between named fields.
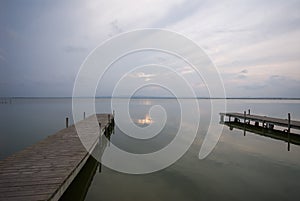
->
xmin=220 ymin=112 xmax=300 ymax=131
xmin=0 ymin=114 xmax=114 ymax=201
xmin=220 ymin=111 xmax=300 ymax=151
xmin=0 ymin=98 xmax=12 ymax=104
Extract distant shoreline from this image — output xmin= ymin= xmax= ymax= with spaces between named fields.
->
xmin=1 ymin=97 xmax=300 ymax=100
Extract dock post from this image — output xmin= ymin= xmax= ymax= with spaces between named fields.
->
xmin=66 ymin=117 xmax=69 ymax=128
xmin=108 ymin=114 xmax=111 ymax=123
xmin=288 ymin=113 xmax=291 ymax=133
xmin=248 ymin=109 xmax=250 ymax=115
xmin=98 ymin=123 xmax=102 ymax=146
xmin=243 ymin=111 xmax=246 ymax=136
xmin=84 ymin=112 xmax=86 ymax=119
xmin=262 ymin=120 xmax=266 ymax=134
xmin=288 ymin=113 xmax=291 ymax=151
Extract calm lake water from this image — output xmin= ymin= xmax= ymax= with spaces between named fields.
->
xmin=1 ymin=98 xmax=300 ymax=200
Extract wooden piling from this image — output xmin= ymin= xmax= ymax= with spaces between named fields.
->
xmin=288 ymin=113 xmax=291 ymax=151
xmin=243 ymin=111 xmax=246 ymax=136
xmin=66 ymin=117 xmax=69 ymax=128
xmin=288 ymin=113 xmax=291 ymax=133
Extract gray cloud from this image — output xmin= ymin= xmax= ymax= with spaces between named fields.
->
xmin=64 ymin=46 xmax=87 ymax=53
xmin=237 ymin=74 xmax=247 ymax=79
xmin=240 ymin=83 xmax=267 ymax=90
xmin=240 ymin=69 xmax=248 ymax=74
xmin=108 ymin=20 xmax=123 ymax=37
xmin=151 ymin=0 xmax=204 ymax=27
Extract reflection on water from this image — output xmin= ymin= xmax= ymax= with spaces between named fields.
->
xmin=1 ymin=98 xmax=300 ymax=200
xmin=222 ymin=121 xmax=300 ymax=147
xmin=59 ymin=124 xmax=114 ymax=201
xmin=136 ymin=114 xmax=153 ymax=125
xmin=59 ymin=156 xmax=98 ymax=201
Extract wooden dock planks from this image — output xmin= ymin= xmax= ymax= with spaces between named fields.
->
xmin=0 ymin=114 xmax=113 ymax=201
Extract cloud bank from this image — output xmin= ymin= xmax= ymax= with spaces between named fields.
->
xmin=1 ymin=0 xmax=300 ymax=97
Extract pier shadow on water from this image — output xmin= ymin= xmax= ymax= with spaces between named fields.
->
xmin=59 ymin=124 xmax=114 ymax=201
xmin=221 ymin=121 xmax=300 ymax=151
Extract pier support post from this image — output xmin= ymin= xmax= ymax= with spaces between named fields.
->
xmin=288 ymin=113 xmax=291 ymax=133
xmin=288 ymin=113 xmax=291 ymax=151
xmin=66 ymin=117 xmax=69 ymax=128
xmin=84 ymin=112 xmax=86 ymax=120
xmin=248 ymin=109 xmax=250 ymax=115
xmin=243 ymin=111 xmax=246 ymax=136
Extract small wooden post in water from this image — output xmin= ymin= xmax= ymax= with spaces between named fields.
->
xmin=108 ymin=114 xmax=111 ymax=123
xmin=243 ymin=111 xmax=246 ymax=136
xmin=84 ymin=112 xmax=86 ymax=119
xmin=288 ymin=113 xmax=291 ymax=133
xmin=288 ymin=113 xmax=291 ymax=151
xmin=66 ymin=117 xmax=69 ymax=128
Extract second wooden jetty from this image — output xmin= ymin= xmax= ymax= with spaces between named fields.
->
xmin=0 ymin=113 xmax=114 ymax=201
xmin=220 ymin=112 xmax=300 ymax=131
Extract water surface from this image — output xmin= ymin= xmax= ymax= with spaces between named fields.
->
xmin=1 ymin=98 xmax=300 ymax=200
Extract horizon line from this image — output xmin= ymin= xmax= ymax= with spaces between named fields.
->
xmin=1 ymin=96 xmax=300 ymax=100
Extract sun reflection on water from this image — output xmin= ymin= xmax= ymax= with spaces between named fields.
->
xmin=137 ymin=114 xmax=153 ymax=125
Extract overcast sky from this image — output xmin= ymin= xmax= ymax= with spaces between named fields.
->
xmin=1 ymin=0 xmax=300 ymax=98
